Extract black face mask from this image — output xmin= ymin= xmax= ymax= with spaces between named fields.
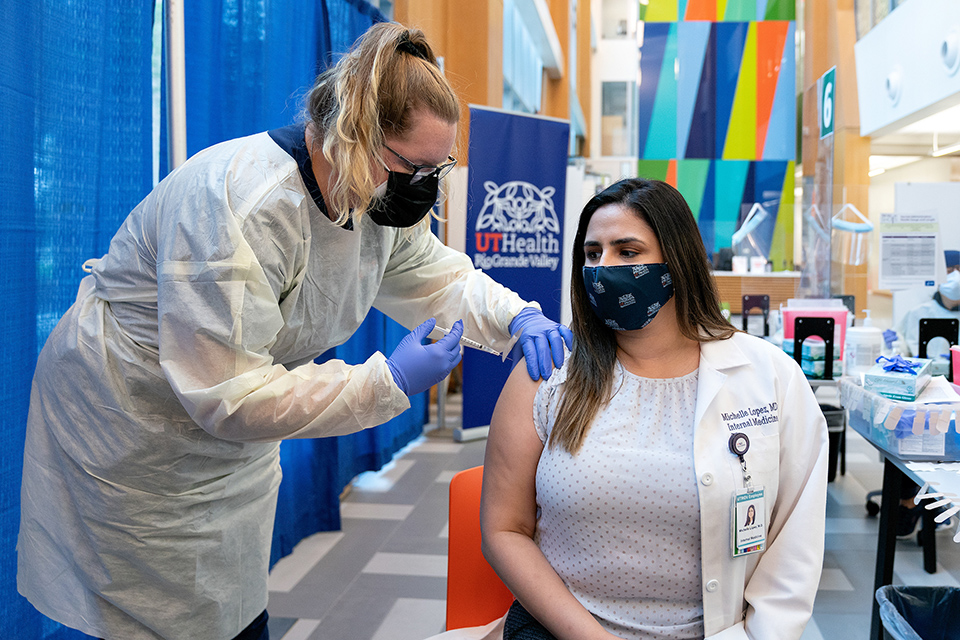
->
xmin=368 ymin=172 xmax=439 ymax=228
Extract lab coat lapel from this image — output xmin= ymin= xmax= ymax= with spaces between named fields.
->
xmin=695 ymin=336 xmax=753 ymax=429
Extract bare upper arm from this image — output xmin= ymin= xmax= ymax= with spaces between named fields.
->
xmin=480 ymin=358 xmax=546 ymax=541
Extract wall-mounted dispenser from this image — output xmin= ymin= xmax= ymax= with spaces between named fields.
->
xmin=942 ymin=28 xmax=960 ymax=75
xmin=886 ymin=66 xmax=902 ymax=106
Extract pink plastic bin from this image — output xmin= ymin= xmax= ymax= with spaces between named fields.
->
xmin=781 ymin=308 xmax=849 ymax=360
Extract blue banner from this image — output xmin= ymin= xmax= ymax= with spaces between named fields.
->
xmin=462 ymin=106 xmax=569 ymax=431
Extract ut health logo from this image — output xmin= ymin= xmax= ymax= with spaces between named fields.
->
xmin=473 ymin=180 xmax=561 ymax=271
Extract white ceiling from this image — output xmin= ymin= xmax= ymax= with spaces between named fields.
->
xmin=871 ymin=102 xmax=960 ymax=156
xmin=896 ymin=103 xmax=960 ymax=134
xmin=869 ymin=155 xmax=921 ymax=173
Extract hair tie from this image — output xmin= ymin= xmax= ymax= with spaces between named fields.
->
xmin=396 ymin=33 xmax=427 ymax=60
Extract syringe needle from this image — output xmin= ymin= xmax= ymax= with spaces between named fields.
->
xmin=433 ymin=326 xmax=502 ymax=357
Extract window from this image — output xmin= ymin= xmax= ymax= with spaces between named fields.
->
xmin=601 ymin=81 xmax=638 ymax=157
xmin=503 ymin=0 xmax=544 ymax=113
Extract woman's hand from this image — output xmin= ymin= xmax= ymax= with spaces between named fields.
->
xmin=386 ymin=318 xmax=462 ymax=396
xmin=508 ymin=308 xmax=573 ymax=381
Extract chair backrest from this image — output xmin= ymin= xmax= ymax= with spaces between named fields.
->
xmin=793 ymin=316 xmax=836 ymax=379
xmin=446 ymin=465 xmax=514 ymax=630
xmin=832 ymin=294 xmax=856 ymax=326
xmin=919 ymin=317 xmax=959 ymax=381
xmin=741 ymin=294 xmax=770 ymax=336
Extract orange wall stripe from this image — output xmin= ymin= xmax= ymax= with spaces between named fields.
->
xmin=665 ymin=159 xmax=678 ymax=187
xmin=685 ymin=0 xmax=716 ymax=20
xmin=755 ymin=21 xmax=789 ymax=159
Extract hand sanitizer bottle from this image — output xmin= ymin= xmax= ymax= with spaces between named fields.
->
xmin=843 ymin=309 xmax=884 ymax=377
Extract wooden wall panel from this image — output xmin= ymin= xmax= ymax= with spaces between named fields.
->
xmin=714 ymin=274 xmax=804 ymax=315
xmin=542 ymin=0 xmax=569 ymax=119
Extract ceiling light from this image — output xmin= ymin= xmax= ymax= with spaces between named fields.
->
xmin=932 ymin=131 xmax=960 ymax=156
xmin=898 ymin=103 xmax=960 ymax=135
xmin=868 ymin=155 xmax=922 ymax=171
xmin=932 ymin=142 xmax=960 ymax=157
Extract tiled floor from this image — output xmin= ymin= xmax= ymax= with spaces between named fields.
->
xmin=265 ymin=391 xmax=960 ymax=640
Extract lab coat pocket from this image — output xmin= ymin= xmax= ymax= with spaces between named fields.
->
xmin=743 ymin=431 xmax=780 ymax=474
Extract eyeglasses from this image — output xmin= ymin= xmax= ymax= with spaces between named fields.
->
xmin=383 ymin=144 xmax=457 ymax=185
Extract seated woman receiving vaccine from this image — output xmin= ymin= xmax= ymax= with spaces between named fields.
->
xmin=480 ymin=178 xmax=828 ymax=640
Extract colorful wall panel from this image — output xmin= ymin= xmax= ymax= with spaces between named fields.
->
xmin=638 ymin=21 xmax=794 ymax=161
xmin=642 ymin=0 xmax=795 ymax=22
xmin=637 ymin=11 xmax=796 ymax=267
xmin=638 ymin=159 xmax=795 ymax=268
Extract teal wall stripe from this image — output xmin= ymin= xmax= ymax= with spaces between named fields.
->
xmin=644 ymin=23 xmax=679 ymax=159
xmin=713 ymin=160 xmax=750 ymax=249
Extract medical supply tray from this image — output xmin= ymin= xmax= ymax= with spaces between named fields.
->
xmin=839 ymin=377 xmax=960 ymax=461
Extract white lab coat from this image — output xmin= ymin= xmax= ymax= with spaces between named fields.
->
xmin=17 ymin=131 xmax=532 ymax=640
xmin=432 ymin=333 xmax=827 ymax=640
xmin=896 ymin=296 xmax=960 ymax=357
xmin=695 ymin=332 xmax=828 ymax=639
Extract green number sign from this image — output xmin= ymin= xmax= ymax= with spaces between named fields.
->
xmin=819 ymin=67 xmax=836 ymax=139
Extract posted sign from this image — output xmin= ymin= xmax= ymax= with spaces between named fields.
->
xmin=462 ymin=106 xmax=569 ymax=432
xmin=818 ymin=66 xmax=836 ymax=139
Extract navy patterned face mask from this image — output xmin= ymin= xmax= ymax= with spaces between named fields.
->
xmin=582 ymin=263 xmax=674 ymax=330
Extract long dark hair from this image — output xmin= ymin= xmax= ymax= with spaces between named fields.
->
xmin=550 ymin=178 xmax=735 ymax=453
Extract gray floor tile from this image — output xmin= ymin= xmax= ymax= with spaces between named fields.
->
xmin=277 ymin=619 xmax=322 ymax=640
xmin=361 ymin=552 xmax=447 ymax=577
xmin=799 ymin=617 xmax=826 ymax=640
xmin=266 ymin=616 xmax=297 ymax=639
xmin=269 ymin=532 xmax=345 ymax=593
xmin=306 ymin=576 xmax=447 ymax=640
xmin=370 ymin=598 xmax=446 ymax=640
xmin=341 ymin=502 xmax=415 ymax=519
xmin=808 ymin=612 xmax=871 ymax=640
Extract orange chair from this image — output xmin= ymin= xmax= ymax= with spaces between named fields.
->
xmin=446 ymin=465 xmax=515 ymax=630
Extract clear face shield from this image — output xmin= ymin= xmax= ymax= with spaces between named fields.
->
xmin=732 ymin=201 xmax=776 ymax=273
xmin=830 ymin=203 xmax=873 ymax=267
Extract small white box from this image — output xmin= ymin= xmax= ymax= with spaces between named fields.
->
xmin=732 ymin=255 xmax=749 ymax=273
xmin=749 ymin=256 xmax=767 ymax=272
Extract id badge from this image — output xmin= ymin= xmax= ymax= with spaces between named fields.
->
xmin=732 ymin=487 xmax=766 ymax=556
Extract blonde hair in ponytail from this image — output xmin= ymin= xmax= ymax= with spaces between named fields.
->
xmin=304 ymin=22 xmax=460 ymax=225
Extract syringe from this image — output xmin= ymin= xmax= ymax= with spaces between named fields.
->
xmin=432 ymin=325 xmax=502 ymax=358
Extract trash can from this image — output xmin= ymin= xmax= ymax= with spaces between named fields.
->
xmin=876 ymin=585 xmax=960 ymax=639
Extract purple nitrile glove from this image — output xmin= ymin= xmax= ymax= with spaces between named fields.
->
xmin=387 ymin=318 xmax=463 ymax=396
xmin=883 ymin=328 xmax=897 ymax=349
xmin=508 ymin=307 xmax=575 ymax=381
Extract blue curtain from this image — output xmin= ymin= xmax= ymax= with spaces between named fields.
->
xmin=0 ymin=2 xmax=41 ymax=637
xmin=328 ymin=0 xmax=389 ymax=54
xmin=3 ymin=0 xmax=429 ymax=636
xmin=176 ymin=0 xmax=325 ymax=161
xmin=3 ymin=2 xmax=154 ymax=638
